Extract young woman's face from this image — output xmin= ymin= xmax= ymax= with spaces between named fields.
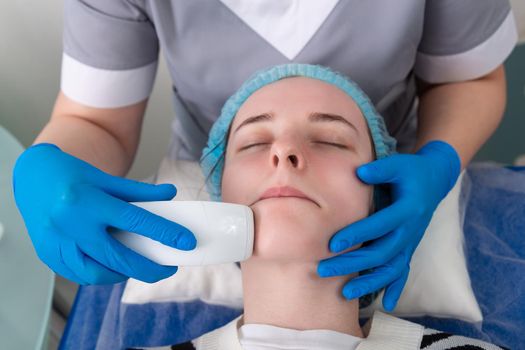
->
xmin=222 ymin=77 xmax=374 ymax=262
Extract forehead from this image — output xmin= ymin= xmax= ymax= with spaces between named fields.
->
xmin=232 ymin=77 xmax=366 ymax=129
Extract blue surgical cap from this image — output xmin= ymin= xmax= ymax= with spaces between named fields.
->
xmin=200 ymin=63 xmax=397 ymax=211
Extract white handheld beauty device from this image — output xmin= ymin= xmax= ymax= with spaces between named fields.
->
xmin=112 ymin=201 xmax=254 ymax=266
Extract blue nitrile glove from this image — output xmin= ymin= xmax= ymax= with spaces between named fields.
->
xmin=318 ymin=140 xmax=461 ymax=311
xmin=12 ymin=143 xmax=196 ymax=285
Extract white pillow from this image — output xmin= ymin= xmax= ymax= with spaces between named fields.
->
xmin=141 ymin=157 xmax=482 ymax=322
xmin=361 ymin=171 xmax=482 ymax=322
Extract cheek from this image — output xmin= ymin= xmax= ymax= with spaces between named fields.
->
xmin=221 ymin=156 xmax=262 ymax=204
xmin=221 ymin=163 xmax=240 ymax=203
xmin=314 ymin=160 xmax=372 ymax=259
xmin=313 ymin=155 xmax=372 ymax=225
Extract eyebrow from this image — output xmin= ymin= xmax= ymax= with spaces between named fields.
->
xmin=233 ymin=112 xmax=358 ymax=134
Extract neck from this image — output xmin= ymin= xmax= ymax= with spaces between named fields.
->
xmin=240 ymin=258 xmax=364 ymax=338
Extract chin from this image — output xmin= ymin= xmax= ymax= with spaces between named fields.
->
xmin=251 ymin=200 xmax=330 ymax=260
xmin=251 ymin=198 xmax=321 ymax=230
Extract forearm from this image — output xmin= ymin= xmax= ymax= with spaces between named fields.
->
xmin=413 ymin=65 xmax=507 ymax=170
xmin=34 ymin=116 xmax=132 ymax=177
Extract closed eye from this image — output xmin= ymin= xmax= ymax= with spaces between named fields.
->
xmin=240 ymin=141 xmax=347 ymax=150
xmin=314 ymin=141 xmax=348 ymax=149
xmin=240 ymin=143 xmax=268 ymax=151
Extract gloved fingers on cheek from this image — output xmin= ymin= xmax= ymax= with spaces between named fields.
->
xmin=79 ymin=231 xmax=178 ymax=284
xmin=321 ymin=226 xmax=409 ymax=277
xmin=341 ymin=252 xmax=407 ymax=301
xmin=382 ymin=267 xmax=410 ymax=312
xmin=330 ymin=199 xmax=412 ymax=251
xmin=61 ymin=239 xmax=127 ymax=285
xmin=356 ymin=155 xmax=406 ymax=185
xmin=319 ymin=247 xmax=381 ymax=278
xmin=359 ymin=215 xmax=427 ymax=266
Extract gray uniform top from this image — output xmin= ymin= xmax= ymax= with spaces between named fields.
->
xmin=61 ymin=0 xmax=518 ymax=161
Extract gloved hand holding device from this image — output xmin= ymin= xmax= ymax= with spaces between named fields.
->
xmin=12 ymin=143 xmax=197 ymax=285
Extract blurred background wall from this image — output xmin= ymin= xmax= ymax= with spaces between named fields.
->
xmin=0 ymin=1 xmax=173 ymax=181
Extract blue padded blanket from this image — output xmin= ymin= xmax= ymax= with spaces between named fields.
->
xmin=59 ymin=163 xmax=525 ymax=349
xmin=403 ymin=163 xmax=525 ymax=349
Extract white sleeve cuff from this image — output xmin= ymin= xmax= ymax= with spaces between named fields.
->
xmin=60 ymin=53 xmax=158 ymax=108
xmin=414 ymin=10 xmax=518 ymax=83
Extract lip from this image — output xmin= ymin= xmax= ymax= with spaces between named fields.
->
xmin=256 ymin=186 xmax=319 ymax=206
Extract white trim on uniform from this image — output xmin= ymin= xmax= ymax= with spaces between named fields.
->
xmin=60 ymin=53 xmax=158 ymax=108
xmin=414 ymin=10 xmax=518 ymax=83
xmin=219 ymin=0 xmax=340 ymax=60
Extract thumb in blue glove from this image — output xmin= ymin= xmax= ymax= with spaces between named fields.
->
xmin=318 ymin=140 xmax=461 ymax=311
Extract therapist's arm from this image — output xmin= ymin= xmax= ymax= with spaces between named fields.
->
xmin=413 ymin=64 xmax=507 ymax=170
xmin=34 ymin=92 xmax=148 ymax=177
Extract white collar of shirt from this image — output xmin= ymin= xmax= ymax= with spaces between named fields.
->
xmin=192 ymin=311 xmax=424 ymax=350
xmin=239 ymin=319 xmax=363 ymax=349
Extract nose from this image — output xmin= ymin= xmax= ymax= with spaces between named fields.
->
xmin=271 ymin=142 xmax=305 ymax=170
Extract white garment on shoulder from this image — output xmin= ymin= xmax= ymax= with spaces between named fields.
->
xmin=192 ymin=311 xmax=423 ymax=350
xmin=238 ymin=322 xmax=363 ymax=350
